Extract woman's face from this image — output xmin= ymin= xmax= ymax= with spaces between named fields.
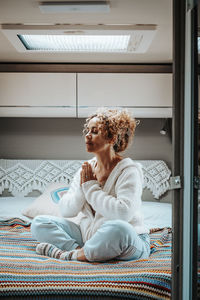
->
xmin=85 ymin=117 xmax=111 ymax=153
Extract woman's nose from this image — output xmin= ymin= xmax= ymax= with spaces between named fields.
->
xmin=86 ymin=132 xmax=92 ymax=139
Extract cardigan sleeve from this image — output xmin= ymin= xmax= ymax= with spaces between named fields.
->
xmin=59 ymin=169 xmax=86 ymax=218
xmin=81 ymin=166 xmax=143 ymax=221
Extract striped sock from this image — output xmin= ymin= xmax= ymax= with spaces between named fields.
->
xmin=60 ymin=249 xmax=78 ymax=260
xmin=36 ymin=243 xmax=64 ymax=259
xmin=36 ymin=243 xmax=78 ymax=260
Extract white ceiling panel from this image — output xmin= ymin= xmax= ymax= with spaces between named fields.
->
xmin=0 ymin=0 xmax=172 ymax=63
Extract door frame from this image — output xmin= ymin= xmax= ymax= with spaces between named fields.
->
xmin=172 ymin=0 xmax=199 ymax=299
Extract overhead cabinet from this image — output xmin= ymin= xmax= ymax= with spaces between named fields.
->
xmin=0 ymin=73 xmax=76 ymax=117
xmin=0 ymin=72 xmax=173 ymax=118
xmin=77 ymin=73 xmax=173 ymax=118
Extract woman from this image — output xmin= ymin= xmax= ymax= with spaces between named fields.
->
xmin=31 ymin=108 xmax=150 ymax=262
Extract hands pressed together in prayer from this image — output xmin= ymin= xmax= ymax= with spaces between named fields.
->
xmin=80 ymin=162 xmax=96 ymax=185
xmin=80 ymin=162 xmax=97 ymax=216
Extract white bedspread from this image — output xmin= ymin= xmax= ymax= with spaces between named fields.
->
xmin=0 ymin=196 xmax=34 ymax=222
xmin=0 ymin=196 xmax=172 ymax=229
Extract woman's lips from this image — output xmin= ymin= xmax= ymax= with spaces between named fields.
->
xmin=86 ymin=143 xmax=92 ymax=146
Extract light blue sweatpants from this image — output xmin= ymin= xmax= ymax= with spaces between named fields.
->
xmin=31 ymin=215 xmax=150 ymax=262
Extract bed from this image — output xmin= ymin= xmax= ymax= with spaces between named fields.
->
xmin=0 ymin=159 xmax=172 ymax=299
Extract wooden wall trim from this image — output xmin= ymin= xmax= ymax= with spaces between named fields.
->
xmin=0 ymin=63 xmax=172 ymax=73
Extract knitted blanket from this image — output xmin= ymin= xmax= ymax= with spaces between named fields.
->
xmin=0 ymin=218 xmax=171 ymax=299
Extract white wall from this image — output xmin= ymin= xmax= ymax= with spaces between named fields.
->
xmin=0 ymin=117 xmax=172 ymax=168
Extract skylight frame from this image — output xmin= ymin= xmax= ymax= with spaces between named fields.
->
xmin=1 ymin=24 xmax=157 ymax=53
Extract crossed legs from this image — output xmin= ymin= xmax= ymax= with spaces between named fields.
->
xmin=31 ymin=215 xmax=150 ymax=262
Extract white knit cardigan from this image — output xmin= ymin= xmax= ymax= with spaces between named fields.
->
xmin=59 ymin=157 xmax=149 ymax=243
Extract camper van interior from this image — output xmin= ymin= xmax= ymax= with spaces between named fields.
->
xmin=0 ymin=1 xmax=199 ymax=300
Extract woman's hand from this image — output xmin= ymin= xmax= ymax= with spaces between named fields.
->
xmin=80 ymin=162 xmax=96 ymax=185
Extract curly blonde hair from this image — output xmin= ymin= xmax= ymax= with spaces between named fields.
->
xmin=83 ymin=108 xmax=138 ymax=153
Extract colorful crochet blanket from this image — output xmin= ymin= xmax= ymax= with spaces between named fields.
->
xmin=0 ymin=218 xmax=171 ymax=299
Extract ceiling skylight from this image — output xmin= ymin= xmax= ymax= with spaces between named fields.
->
xmin=18 ymin=34 xmax=130 ymax=52
xmin=1 ymin=24 xmax=157 ymax=53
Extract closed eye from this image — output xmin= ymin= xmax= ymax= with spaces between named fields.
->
xmin=85 ymin=127 xmax=98 ymax=134
xmin=92 ymin=129 xmax=98 ymax=134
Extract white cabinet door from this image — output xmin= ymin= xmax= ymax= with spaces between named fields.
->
xmin=78 ymin=73 xmax=172 ymax=117
xmin=0 ymin=73 xmax=76 ymax=117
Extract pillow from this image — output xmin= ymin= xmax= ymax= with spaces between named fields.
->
xmin=22 ymin=182 xmax=69 ymax=218
xmin=141 ymin=201 xmax=172 ymax=229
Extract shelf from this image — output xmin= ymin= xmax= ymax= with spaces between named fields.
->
xmin=78 ymin=106 xmax=173 ymax=118
xmin=0 ymin=106 xmax=76 ymax=118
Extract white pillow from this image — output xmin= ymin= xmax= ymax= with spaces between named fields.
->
xmin=22 ymin=182 xmax=69 ymax=218
xmin=141 ymin=201 xmax=172 ymax=229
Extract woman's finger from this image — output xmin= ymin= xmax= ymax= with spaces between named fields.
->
xmin=80 ymin=170 xmax=83 ymax=185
